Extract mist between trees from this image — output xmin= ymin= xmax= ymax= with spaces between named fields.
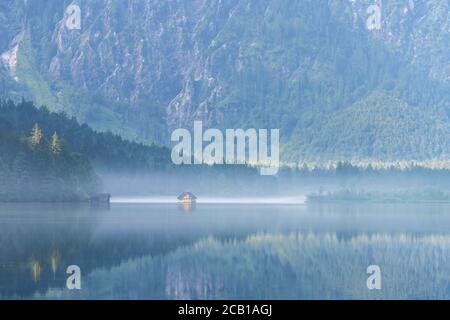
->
xmin=2 ymin=99 xmax=450 ymax=202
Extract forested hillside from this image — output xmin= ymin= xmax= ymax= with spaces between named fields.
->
xmin=283 ymin=92 xmax=450 ymax=161
xmin=0 ymin=99 xmax=171 ymax=201
xmin=0 ymin=114 xmax=99 ymax=201
xmin=1 ymin=0 xmax=449 ymax=162
xmin=0 ymin=99 xmax=171 ymax=172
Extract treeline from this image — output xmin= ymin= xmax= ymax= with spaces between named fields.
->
xmin=0 ymin=120 xmax=99 ymax=201
xmin=307 ymin=189 xmax=450 ymax=204
xmin=279 ymin=161 xmax=450 ymax=180
xmin=0 ymin=99 xmax=171 ymax=172
xmin=2 ymin=99 xmax=450 ymax=200
xmin=0 ymin=99 xmax=172 ymax=201
xmin=263 ymin=161 xmax=450 ymax=200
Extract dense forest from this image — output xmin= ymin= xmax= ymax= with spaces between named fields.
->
xmin=2 ymin=99 xmax=450 ymax=201
xmin=0 ymin=118 xmax=98 ymax=201
xmin=0 ymin=99 xmax=172 ymax=201
xmin=0 ymin=99 xmax=171 ymax=172
xmin=1 ymin=1 xmax=450 ymax=161
xmin=0 ymin=99 xmax=272 ymax=200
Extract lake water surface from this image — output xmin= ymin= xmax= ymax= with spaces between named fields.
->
xmin=1 ymin=199 xmax=450 ymax=299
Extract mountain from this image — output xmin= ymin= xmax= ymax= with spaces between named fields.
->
xmin=0 ymin=0 xmax=449 ymax=163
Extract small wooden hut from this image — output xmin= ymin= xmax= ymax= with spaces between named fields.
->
xmin=177 ymin=192 xmax=197 ymax=204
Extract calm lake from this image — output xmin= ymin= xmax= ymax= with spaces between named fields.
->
xmin=1 ymin=199 xmax=450 ymax=299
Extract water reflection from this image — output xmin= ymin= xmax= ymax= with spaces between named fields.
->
xmin=1 ymin=202 xmax=450 ymax=299
xmin=178 ymin=202 xmax=196 ymax=213
xmin=30 ymin=260 xmax=41 ymax=283
xmin=38 ymin=233 xmax=450 ymax=300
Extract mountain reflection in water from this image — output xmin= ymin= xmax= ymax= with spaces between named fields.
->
xmin=1 ymin=201 xmax=450 ymax=299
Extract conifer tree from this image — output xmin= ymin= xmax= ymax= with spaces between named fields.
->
xmin=51 ymin=132 xmax=62 ymax=155
xmin=30 ymin=123 xmax=43 ymax=147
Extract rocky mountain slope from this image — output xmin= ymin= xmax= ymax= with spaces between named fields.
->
xmin=1 ymin=0 xmax=449 ymax=162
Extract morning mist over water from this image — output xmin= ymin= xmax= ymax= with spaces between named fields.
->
xmin=1 ymin=0 xmax=450 ymax=305
xmin=2 ymin=202 xmax=450 ymax=299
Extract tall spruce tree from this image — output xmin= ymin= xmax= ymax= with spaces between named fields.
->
xmin=30 ymin=123 xmax=43 ymax=147
xmin=51 ymin=132 xmax=62 ymax=155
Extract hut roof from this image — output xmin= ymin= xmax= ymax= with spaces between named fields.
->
xmin=177 ymin=192 xmax=197 ymax=200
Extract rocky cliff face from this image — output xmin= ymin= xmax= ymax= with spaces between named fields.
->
xmin=1 ymin=0 xmax=449 ymax=162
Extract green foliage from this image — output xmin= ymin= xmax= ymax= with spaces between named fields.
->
xmin=3 ymin=0 xmax=450 ymax=162
xmin=283 ymin=92 xmax=450 ymax=162
xmin=0 ymin=118 xmax=100 ymax=202
xmin=51 ymin=131 xmax=61 ymax=155
xmin=0 ymin=99 xmax=172 ymax=173
xmin=30 ymin=123 xmax=43 ymax=147
xmin=0 ymin=99 xmax=169 ymax=201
